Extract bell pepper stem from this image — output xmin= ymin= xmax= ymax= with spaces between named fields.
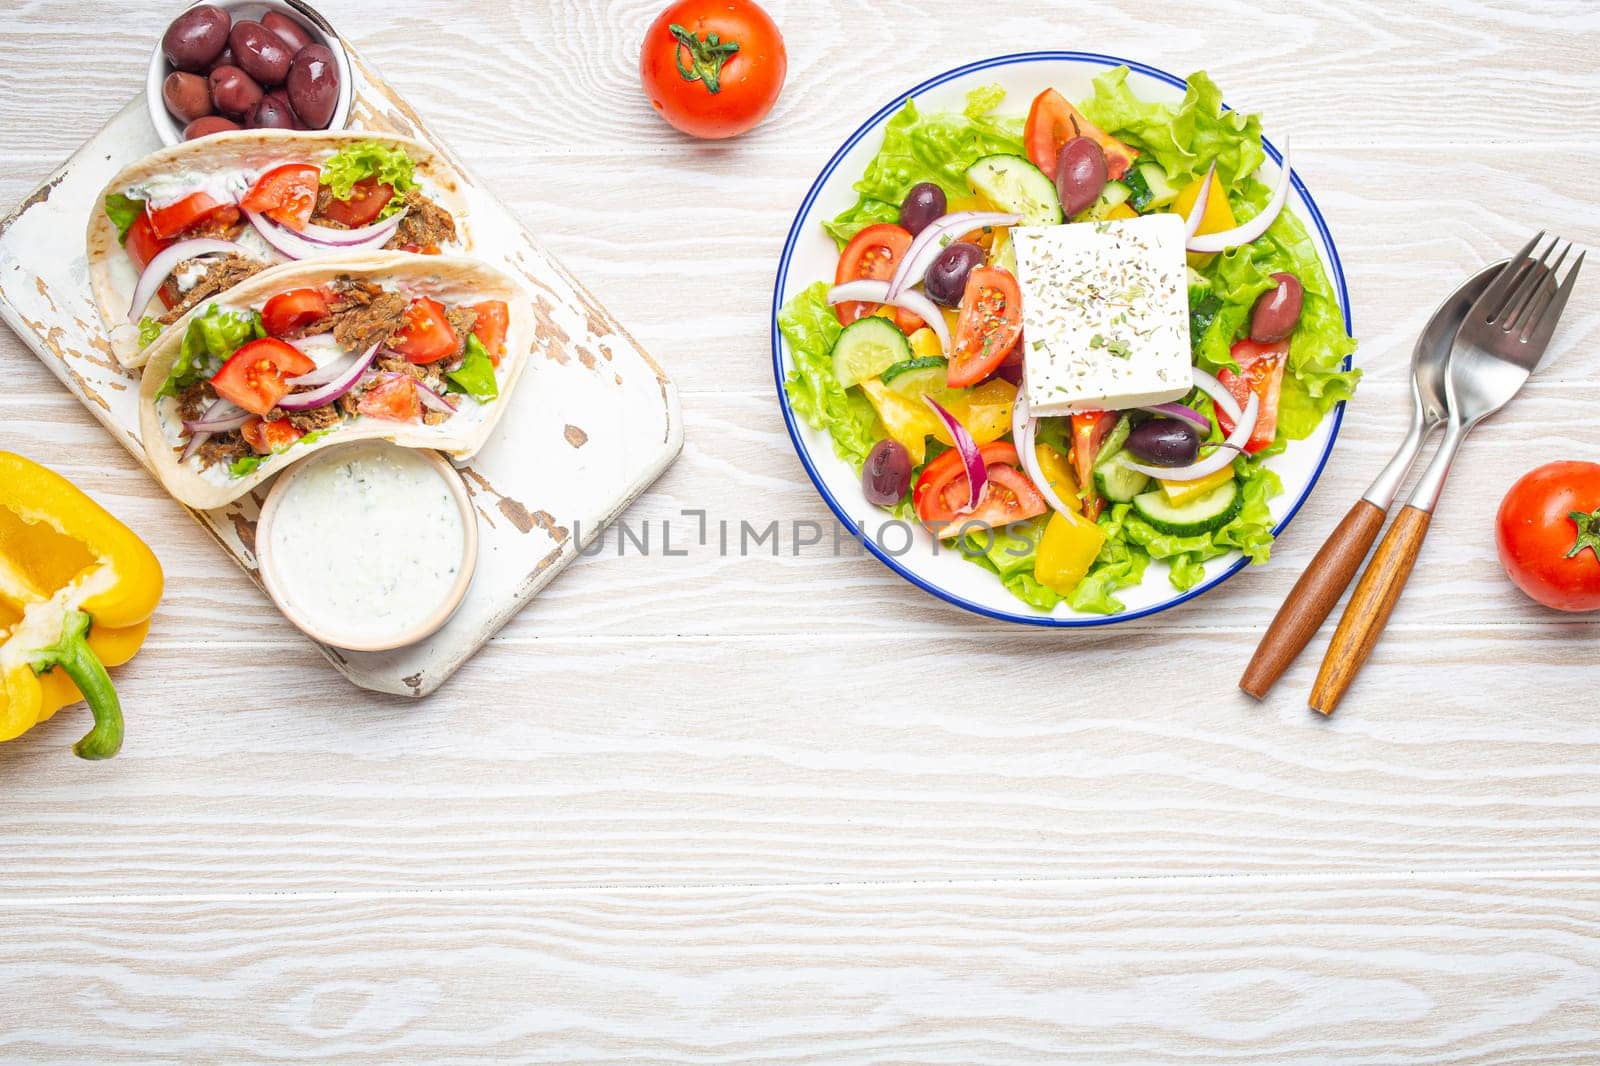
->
xmin=27 ymin=610 xmax=123 ymax=760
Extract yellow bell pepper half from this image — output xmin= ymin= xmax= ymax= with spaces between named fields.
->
xmin=0 ymin=452 xmax=163 ymax=760
xmin=1160 ymin=466 xmax=1236 ymax=506
xmin=1174 ymin=169 xmax=1237 ymax=267
xmin=1035 ymin=509 xmax=1106 ymax=597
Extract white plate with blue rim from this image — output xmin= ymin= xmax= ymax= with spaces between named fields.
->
xmin=770 ymin=51 xmax=1354 ymax=627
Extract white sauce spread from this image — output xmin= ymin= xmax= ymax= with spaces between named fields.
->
xmin=266 ymin=443 xmax=468 ymax=646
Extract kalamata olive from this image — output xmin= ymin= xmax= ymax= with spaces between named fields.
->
xmin=286 ymin=44 xmax=339 ymax=128
xmin=898 ymin=182 xmax=947 ymax=237
xmin=1055 ymin=137 xmax=1108 ymax=218
xmin=162 ymin=5 xmax=230 ymax=73
xmin=862 ymin=440 xmax=913 ymax=506
xmin=1126 ymin=418 xmax=1201 ymax=467
xmin=923 ymin=241 xmax=985 ymax=308
xmin=162 ymin=71 xmax=213 ymax=123
xmin=1249 ymin=272 xmax=1304 ymax=343
xmin=248 ymin=93 xmax=299 ymax=130
xmin=229 ymin=21 xmax=294 ymax=87
xmin=183 ymin=115 xmax=242 ymax=141
xmin=261 ymin=11 xmax=315 ymax=53
xmin=209 ymin=65 xmax=263 ymax=120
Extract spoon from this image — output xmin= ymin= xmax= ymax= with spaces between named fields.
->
xmin=1238 ymin=260 xmax=1507 ymax=698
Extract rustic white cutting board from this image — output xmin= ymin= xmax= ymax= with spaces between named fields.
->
xmin=0 ymin=40 xmax=682 ymax=697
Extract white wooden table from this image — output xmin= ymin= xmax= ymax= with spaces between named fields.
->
xmin=3 ymin=1 xmax=1599 ymax=1060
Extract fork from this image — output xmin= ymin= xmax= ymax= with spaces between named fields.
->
xmin=1309 ymin=233 xmax=1584 ymax=715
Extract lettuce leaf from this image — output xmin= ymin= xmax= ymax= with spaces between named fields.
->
xmin=957 ymin=520 xmax=1065 ymax=612
xmin=446 ymin=334 xmax=499 ymax=401
xmin=104 ymin=193 xmax=145 ymax=243
xmin=137 ymin=316 xmax=163 ymax=347
xmin=1069 ymin=507 xmax=1150 ymax=614
xmin=824 ymin=86 xmax=1027 ymax=248
xmin=1118 ymin=461 xmax=1283 ymax=591
xmin=159 ymin=305 xmax=266 ymax=398
xmin=779 ymin=282 xmax=879 ymax=469
xmin=1081 ymin=68 xmax=1264 ymax=189
xmin=318 ymin=141 xmax=417 ymax=218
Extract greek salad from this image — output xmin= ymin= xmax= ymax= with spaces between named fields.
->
xmin=780 ymin=69 xmax=1358 ymax=614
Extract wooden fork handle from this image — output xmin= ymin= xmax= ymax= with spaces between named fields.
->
xmin=1239 ymin=499 xmax=1388 ymax=698
xmin=1309 ymin=505 xmax=1434 ymax=715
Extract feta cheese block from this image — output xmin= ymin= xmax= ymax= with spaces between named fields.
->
xmin=1014 ymin=214 xmax=1193 ymax=415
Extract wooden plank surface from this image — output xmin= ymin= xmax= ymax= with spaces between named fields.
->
xmin=2 ymin=0 xmax=1598 ymax=1060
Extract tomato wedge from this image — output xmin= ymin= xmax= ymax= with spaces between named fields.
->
xmin=239 ymin=163 xmax=321 ymax=231
xmin=1069 ymin=411 xmax=1120 ymax=521
xmin=356 ymin=374 xmax=422 ymax=422
xmin=147 ymin=191 xmax=233 ymax=240
xmin=833 ymin=223 xmax=923 ymax=334
xmin=914 ymin=441 xmax=1047 ymax=537
xmin=387 ymin=297 xmax=459 ymax=364
xmin=1215 ymin=338 xmax=1288 ymax=454
xmin=316 ymin=176 xmax=392 ymax=229
xmin=209 ymin=338 xmax=316 ymax=416
xmin=124 ymin=212 xmax=173 ymax=273
xmin=240 ymin=415 xmax=305 ymax=455
xmin=261 ymin=287 xmax=330 ymax=337
xmin=947 ymin=266 xmax=1022 ymax=388
xmin=1024 ymin=88 xmax=1138 ymax=181
xmin=467 ymin=300 xmax=509 ymax=365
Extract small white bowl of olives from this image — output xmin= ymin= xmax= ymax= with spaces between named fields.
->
xmin=147 ymin=0 xmax=353 ymax=145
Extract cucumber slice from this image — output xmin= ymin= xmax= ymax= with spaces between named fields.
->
xmin=879 ymin=356 xmax=947 ymax=386
xmin=1094 ymin=452 xmax=1151 ymax=504
xmin=1135 ymin=163 xmax=1180 ymax=209
xmin=1081 ymin=180 xmax=1133 ymax=221
xmin=832 ymin=316 xmax=911 ymax=389
xmin=1132 ymin=479 xmax=1242 ymax=536
xmin=1096 ymin=415 xmax=1132 ymax=460
xmin=965 ymin=154 xmax=1064 ymax=226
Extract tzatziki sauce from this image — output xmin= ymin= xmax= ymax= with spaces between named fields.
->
xmin=266 ymin=443 xmax=469 ymax=647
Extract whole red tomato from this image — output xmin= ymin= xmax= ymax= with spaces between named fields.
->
xmin=1496 ymin=460 xmax=1600 ymax=612
xmin=640 ymin=0 xmax=786 ymax=139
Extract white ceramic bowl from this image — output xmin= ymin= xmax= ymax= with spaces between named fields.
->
xmin=255 ymin=444 xmax=479 ymax=652
xmin=771 ymin=52 xmax=1354 ymax=627
xmin=146 ymin=0 xmax=353 ymax=146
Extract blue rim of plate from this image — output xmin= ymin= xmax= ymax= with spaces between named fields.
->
xmin=770 ymin=51 xmax=1354 ymax=627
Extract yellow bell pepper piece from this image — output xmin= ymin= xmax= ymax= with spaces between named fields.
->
xmin=859 ymin=378 xmax=940 ymax=466
xmin=1174 ymin=169 xmax=1237 ymax=266
xmin=1104 ymin=203 xmax=1139 ymax=220
xmin=0 ymin=453 xmax=163 ymax=760
xmin=1034 ymin=442 xmax=1078 ymax=506
xmin=938 ymin=379 xmax=1015 ymax=446
xmin=1035 ymin=509 xmax=1106 ymax=596
xmin=1159 ymin=467 xmax=1236 ymax=506
xmin=907 ymin=327 xmax=943 ymax=362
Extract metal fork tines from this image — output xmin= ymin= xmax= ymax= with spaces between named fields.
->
xmin=1310 ymin=233 xmax=1584 ymax=715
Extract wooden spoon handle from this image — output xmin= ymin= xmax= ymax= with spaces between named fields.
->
xmin=1309 ymin=505 xmax=1434 ymax=715
xmin=1239 ymin=499 xmax=1388 ymax=698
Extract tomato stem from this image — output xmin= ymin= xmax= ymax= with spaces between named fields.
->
xmin=1566 ymin=506 xmax=1600 ymax=562
xmin=669 ymin=23 xmax=739 ymax=95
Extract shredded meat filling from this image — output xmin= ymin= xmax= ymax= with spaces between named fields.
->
xmin=386 ymin=188 xmax=457 ymax=250
xmin=157 ymin=255 xmax=264 ymax=325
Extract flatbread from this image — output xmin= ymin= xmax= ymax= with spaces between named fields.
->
xmin=88 ymin=129 xmax=472 ymax=368
xmin=139 ymin=252 xmax=529 ymax=511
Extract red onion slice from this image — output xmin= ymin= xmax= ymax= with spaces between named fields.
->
xmin=297 ymin=211 xmax=405 ymax=248
xmin=1012 ymin=385 xmax=1075 ymax=517
xmin=1120 ymin=391 xmax=1259 ymax=482
xmin=1186 ymin=141 xmax=1293 ymax=254
xmin=1181 ymin=162 xmax=1216 ymax=245
xmin=242 ymin=207 xmax=322 ymax=260
xmin=1191 ymin=367 xmax=1244 ymax=424
xmin=1139 ymin=402 xmax=1211 ymax=433
xmin=825 ymin=281 xmax=951 ymax=356
xmin=183 ymin=397 xmax=249 ymax=434
xmin=286 ymin=350 xmax=355 ymax=388
xmin=923 ymin=395 xmax=987 ymax=514
xmin=275 ymin=341 xmax=382 ymax=411
xmin=127 ymin=238 xmax=248 ymax=323
xmin=414 ymin=378 xmax=458 ymax=414
xmin=887 ymin=211 xmax=1020 ymax=300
